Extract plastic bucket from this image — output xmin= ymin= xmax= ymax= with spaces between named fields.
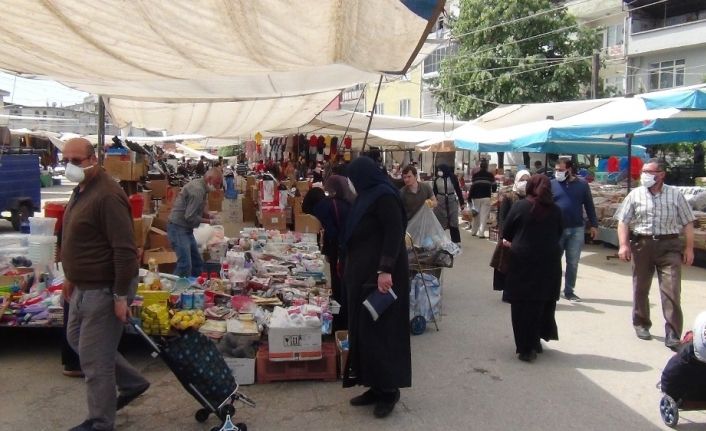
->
xmin=28 ymin=217 xmax=57 ymax=236
xmin=44 ymin=202 xmax=66 ymax=233
xmin=129 ymin=194 xmax=144 ymax=218
xmin=28 ymin=235 xmax=57 ymax=268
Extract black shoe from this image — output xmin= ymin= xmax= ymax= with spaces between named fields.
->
xmin=518 ymin=350 xmax=538 ymax=362
xmin=68 ymin=420 xmax=111 ymax=431
xmin=665 ymin=333 xmax=681 ymax=351
xmin=373 ymin=389 xmax=400 ymax=418
xmin=562 ymin=292 xmax=581 ymax=302
xmin=350 ymin=388 xmax=381 ymax=406
xmin=535 ymin=342 xmax=544 ymax=354
xmin=635 ymin=327 xmax=652 ymax=340
xmin=117 ymin=383 xmax=150 ymax=411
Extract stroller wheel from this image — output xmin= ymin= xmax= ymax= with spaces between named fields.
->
xmin=236 ymin=423 xmax=248 ymax=431
xmin=195 ymin=408 xmax=210 ymax=423
xmin=410 ymin=316 xmax=426 ymax=335
xmin=660 ymin=395 xmax=679 ymax=428
xmin=219 ymin=404 xmax=236 ymax=421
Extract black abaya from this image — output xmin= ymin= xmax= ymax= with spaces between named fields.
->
xmin=342 ymin=196 xmax=411 ymax=390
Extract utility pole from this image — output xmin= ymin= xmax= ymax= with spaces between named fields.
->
xmin=98 ymin=96 xmax=105 ymax=166
xmin=591 ymin=51 xmax=600 ymax=100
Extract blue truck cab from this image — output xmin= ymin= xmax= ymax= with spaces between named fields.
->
xmin=0 ymin=151 xmax=41 ymax=230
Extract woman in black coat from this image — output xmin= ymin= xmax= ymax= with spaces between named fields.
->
xmin=501 ymin=174 xmax=564 ymax=362
xmin=341 ymin=156 xmax=411 ymax=418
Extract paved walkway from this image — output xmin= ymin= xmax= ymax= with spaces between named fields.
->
xmin=1 ymin=224 xmax=705 ymax=430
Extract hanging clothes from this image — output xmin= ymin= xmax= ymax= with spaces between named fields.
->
xmin=330 ymin=136 xmax=339 ymax=160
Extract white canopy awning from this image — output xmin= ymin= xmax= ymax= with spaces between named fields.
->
xmin=1 ymin=0 xmax=442 ymax=100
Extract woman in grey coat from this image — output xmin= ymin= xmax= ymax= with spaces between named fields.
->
xmin=433 ymin=164 xmax=465 ymax=244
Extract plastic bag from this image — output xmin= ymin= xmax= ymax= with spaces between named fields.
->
xmin=409 ymin=273 xmax=442 ymax=322
xmin=406 ymin=205 xmax=461 ymax=256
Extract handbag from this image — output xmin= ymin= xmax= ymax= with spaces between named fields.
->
xmin=489 ymin=241 xmax=510 ymax=273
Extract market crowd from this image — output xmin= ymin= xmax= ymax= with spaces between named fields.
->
xmin=58 ymin=145 xmax=696 ymax=429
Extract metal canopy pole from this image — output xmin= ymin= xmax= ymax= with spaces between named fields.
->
xmin=361 ymin=75 xmax=384 ymax=155
xmin=98 ymin=96 xmax=105 ymax=166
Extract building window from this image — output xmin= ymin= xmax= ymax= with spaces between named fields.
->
xmin=35 ymin=110 xmax=39 ymax=115
xmin=399 ymin=99 xmax=411 ymax=117
xmin=604 ymin=23 xmax=624 ymax=49
xmin=374 ymin=103 xmax=384 ymax=115
xmin=648 ymin=59 xmax=685 ymax=91
xmin=423 ymin=44 xmax=457 ymax=76
xmin=604 ymin=76 xmax=625 ymax=95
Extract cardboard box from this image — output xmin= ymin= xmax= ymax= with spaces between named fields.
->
xmin=164 ymin=186 xmax=181 ymax=206
xmin=222 ymin=197 xmax=243 ymax=223
xmin=245 ymin=176 xmax=257 ymax=191
xmin=133 ymin=217 xmax=147 ymax=248
xmin=148 ymin=180 xmax=168 ymax=199
xmin=104 ymin=158 xmax=142 ymax=181
xmin=242 ymin=197 xmax=256 ymax=222
xmin=148 ymin=227 xmax=172 ymax=250
xmin=296 ymin=181 xmax=310 ymax=193
xmin=295 ymin=214 xmax=321 ymax=234
xmin=267 ymin=325 xmax=322 ymax=361
xmin=335 ymin=330 xmax=348 ymax=378
xmin=292 ymin=196 xmax=304 ymax=216
xmin=152 ymin=216 xmax=168 ymax=231
xmin=208 ymin=190 xmax=224 ymax=212
xmin=142 ymin=247 xmax=177 ymax=274
xmin=222 ymin=221 xmax=253 ymax=238
xmin=261 ymin=210 xmax=286 ymax=231
xmin=224 ymin=358 xmax=255 ymax=385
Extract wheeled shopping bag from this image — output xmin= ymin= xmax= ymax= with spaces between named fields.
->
xmin=129 ymin=319 xmax=255 ymax=431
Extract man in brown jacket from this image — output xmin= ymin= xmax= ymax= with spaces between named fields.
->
xmin=61 ymin=138 xmax=149 ymax=431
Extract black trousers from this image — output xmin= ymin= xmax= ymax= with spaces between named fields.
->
xmin=329 ymin=248 xmax=348 ymax=332
xmin=449 ymin=226 xmax=461 ymax=244
xmin=61 ymin=299 xmax=81 ymax=371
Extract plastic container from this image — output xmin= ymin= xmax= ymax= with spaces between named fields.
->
xmin=44 ymin=203 xmax=66 ymax=233
xmin=129 ymin=194 xmax=144 ymax=218
xmin=27 ymin=235 xmax=57 ymax=268
xmin=28 ymin=217 xmax=57 ymax=236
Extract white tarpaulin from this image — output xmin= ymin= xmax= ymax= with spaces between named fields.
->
xmin=1 ymin=0 xmax=442 ymax=101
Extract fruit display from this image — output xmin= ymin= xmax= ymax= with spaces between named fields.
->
xmin=170 ymin=309 xmax=207 ymax=330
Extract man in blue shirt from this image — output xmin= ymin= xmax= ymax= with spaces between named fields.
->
xmin=551 ymin=158 xmax=598 ymax=302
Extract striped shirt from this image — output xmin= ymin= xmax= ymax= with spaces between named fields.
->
xmin=235 ymin=162 xmax=249 ymax=176
xmin=614 ymin=184 xmax=695 ymax=235
xmin=168 ymin=178 xmax=208 ymax=229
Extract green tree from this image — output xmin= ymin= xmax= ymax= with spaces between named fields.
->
xmin=434 ymin=0 xmax=600 ymax=120
xmin=218 ymin=143 xmax=243 ymax=158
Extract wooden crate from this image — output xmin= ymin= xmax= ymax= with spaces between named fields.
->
xmin=256 ymin=342 xmax=337 ymax=384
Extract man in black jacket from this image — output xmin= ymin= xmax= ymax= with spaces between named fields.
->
xmin=469 ymin=159 xmax=497 ymax=238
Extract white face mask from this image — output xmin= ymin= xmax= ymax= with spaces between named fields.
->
xmin=437 ymin=171 xmax=444 ymax=177
xmin=555 ymin=170 xmax=567 ymax=182
xmin=641 ymin=172 xmax=657 ymax=188
xmin=65 ymin=162 xmax=93 ymax=183
xmin=347 ymin=178 xmax=357 ymax=196
xmin=515 ymin=181 xmax=527 ymax=194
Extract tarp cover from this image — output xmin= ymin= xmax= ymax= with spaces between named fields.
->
xmin=0 ymin=0 xmax=443 ymax=136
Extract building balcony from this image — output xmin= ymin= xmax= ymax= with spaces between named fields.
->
xmin=627 ymin=18 xmax=706 ymax=56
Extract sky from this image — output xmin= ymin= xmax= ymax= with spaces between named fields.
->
xmin=0 ymin=71 xmax=89 ymax=107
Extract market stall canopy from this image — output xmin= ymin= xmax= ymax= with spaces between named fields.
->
xmin=10 ymin=128 xmax=65 ymax=151
xmin=1 ymin=0 xmax=443 ymax=101
xmin=415 ymin=122 xmax=512 ymax=152
xmin=175 ymin=143 xmax=218 ymax=161
xmin=639 ymin=85 xmax=706 ymax=111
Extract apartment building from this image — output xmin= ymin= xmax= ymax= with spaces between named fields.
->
xmin=567 ymin=0 xmax=706 ymax=95
xmin=624 ymin=0 xmax=706 ymax=93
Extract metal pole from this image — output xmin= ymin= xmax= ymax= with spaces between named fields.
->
xmin=626 ymin=133 xmax=633 ymax=194
xmin=98 ymin=96 xmax=105 ymax=166
xmin=591 ymin=52 xmax=600 ymax=99
xmin=361 ymin=75 xmax=384 ymax=155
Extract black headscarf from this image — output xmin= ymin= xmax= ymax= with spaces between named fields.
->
xmin=341 ymin=157 xmax=406 ymax=247
xmin=301 ymin=187 xmax=326 ymax=215
xmin=437 ymin=163 xmax=454 ymax=178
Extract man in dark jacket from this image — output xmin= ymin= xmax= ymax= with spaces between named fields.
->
xmin=469 ymin=159 xmax=497 ymax=238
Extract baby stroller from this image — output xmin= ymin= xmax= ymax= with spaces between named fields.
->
xmin=658 ymin=313 xmax=706 ymax=427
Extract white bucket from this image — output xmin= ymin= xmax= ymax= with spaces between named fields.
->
xmin=28 ymin=217 xmax=57 ymax=236
xmin=28 ymin=235 xmax=57 ymax=268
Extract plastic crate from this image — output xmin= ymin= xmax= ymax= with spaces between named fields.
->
xmin=256 ymin=342 xmax=337 ymax=383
